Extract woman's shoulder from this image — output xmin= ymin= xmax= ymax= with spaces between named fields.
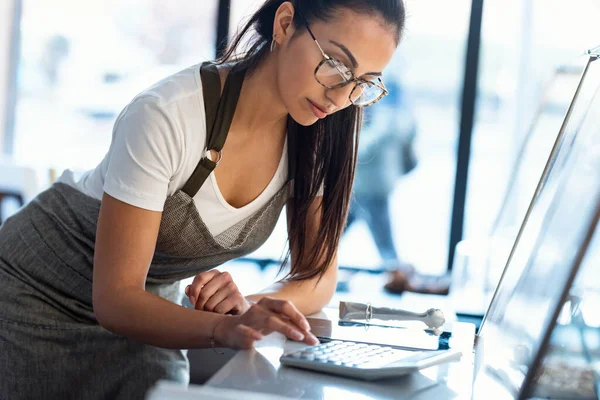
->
xmin=115 ymin=63 xmax=209 ymax=133
xmin=128 ymin=63 xmax=206 ymax=111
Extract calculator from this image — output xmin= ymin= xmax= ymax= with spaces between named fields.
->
xmin=280 ymin=339 xmax=462 ymax=380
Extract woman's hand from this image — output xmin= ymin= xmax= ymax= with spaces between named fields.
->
xmin=214 ymin=297 xmax=319 ymax=349
xmin=185 ymin=270 xmax=250 ymax=315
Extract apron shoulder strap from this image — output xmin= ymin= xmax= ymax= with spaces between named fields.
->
xmin=182 ymin=62 xmax=246 ymax=198
xmin=201 ymin=62 xmax=221 ymax=142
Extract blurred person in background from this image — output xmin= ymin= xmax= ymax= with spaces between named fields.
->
xmin=40 ymin=34 xmax=70 ymax=88
xmin=346 ymin=75 xmax=451 ymax=295
xmin=345 ymin=76 xmax=417 ymax=271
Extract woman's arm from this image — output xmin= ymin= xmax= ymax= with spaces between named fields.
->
xmin=93 ymin=193 xmax=317 ymax=349
xmin=246 ymin=196 xmax=338 ymax=315
xmin=93 ymin=192 xmax=227 ymax=349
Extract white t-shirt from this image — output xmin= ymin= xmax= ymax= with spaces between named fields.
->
xmin=58 ymin=63 xmax=289 ymax=237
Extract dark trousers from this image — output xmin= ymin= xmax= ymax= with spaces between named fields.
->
xmin=345 ymin=194 xmax=399 ymax=262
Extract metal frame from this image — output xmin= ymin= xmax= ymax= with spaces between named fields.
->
xmin=447 ymin=0 xmax=484 ymax=271
xmin=216 ymin=0 xmax=231 ymax=59
xmin=1 ymin=0 xmax=21 ymax=156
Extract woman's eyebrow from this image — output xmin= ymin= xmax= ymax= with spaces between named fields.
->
xmin=329 ymin=40 xmax=358 ymax=68
xmin=329 ymin=40 xmax=383 ymax=76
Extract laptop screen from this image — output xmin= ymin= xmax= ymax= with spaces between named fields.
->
xmin=473 ymin=54 xmax=600 ymax=398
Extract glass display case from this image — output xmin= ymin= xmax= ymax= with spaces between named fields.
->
xmin=472 ymin=46 xmax=600 ymax=399
xmin=450 ymin=52 xmax=597 ymax=316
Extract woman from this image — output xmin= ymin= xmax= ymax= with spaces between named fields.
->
xmin=0 ymin=0 xmax=405 ymax=398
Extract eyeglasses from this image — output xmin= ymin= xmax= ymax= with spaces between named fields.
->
xmin=296 ymin=11 xmax=389 ymax=107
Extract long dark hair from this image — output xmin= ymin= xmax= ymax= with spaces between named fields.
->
xmin=217 ymin=0 xmax=406 ymax=281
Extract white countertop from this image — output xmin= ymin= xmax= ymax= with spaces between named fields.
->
xmin=148 ymin=302 xmax=476 ymax=400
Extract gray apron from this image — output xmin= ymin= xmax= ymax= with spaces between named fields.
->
xmin=0 ymin=63 xmax=294 ymax=400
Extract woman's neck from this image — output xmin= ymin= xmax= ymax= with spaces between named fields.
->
xmin=230 ymin=54 xmax=289 ymax=138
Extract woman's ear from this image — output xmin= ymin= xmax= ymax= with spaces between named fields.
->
xmin=272 ymin=1 xmax=297 ymax=47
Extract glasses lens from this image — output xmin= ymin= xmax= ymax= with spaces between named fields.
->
xmin=352 ymin=82 xmax=384 ymax=106
xmin=316 ymin=59 xmax=352 ymax=87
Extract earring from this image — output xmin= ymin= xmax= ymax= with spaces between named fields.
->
xmin=270 ymin=36 xmax=278 ymax=52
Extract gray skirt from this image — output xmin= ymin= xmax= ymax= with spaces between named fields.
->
xmin=0 ymin=178 xmax=289 ymax=399
xmin=0 ymin=205 xmax=189 ymax=400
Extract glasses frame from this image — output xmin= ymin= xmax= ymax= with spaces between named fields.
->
xmin=295 ymin=11 xmax=389 ymax=107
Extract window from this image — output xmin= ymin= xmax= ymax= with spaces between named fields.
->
xmin=465 ymin=0 xmax=600 ymax=255
xmin=13 ymin=0 xmax=218 ymax=181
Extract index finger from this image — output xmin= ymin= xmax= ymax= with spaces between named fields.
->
xmin=190 ymin=270 xmax=220 ymax=290
xmin=258 ymin=298 xmax=311 ymax=332
xmin=186 ymin=270 xmax=220 ymax=302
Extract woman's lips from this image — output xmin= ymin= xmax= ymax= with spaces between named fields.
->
xmin=308 ymin=99 xmax=328 ymax=119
